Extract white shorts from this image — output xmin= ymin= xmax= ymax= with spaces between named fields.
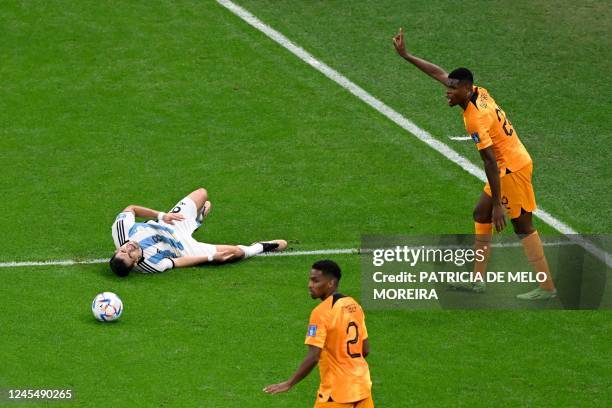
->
xmin=158 ymin=196 xmax=217 ymax=259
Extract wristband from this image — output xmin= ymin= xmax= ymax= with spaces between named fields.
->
xmin=157 ymin=212 xmax=166 ymax=222
xmin=207 ymin=254 xmax=214 ymax=262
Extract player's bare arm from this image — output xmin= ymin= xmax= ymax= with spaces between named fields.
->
xmin=263 ymin=345 xmax=321 ymax=394
xmin=392 ymin=27 xmax=448 ymax=84
xmin=479 ymin=147 xmax=506 ymax=232
xmin=171 ymin=255 xmax=212 ymax=268
xmin=171 ymin=248 xmax=244 ymax=268
xmin=122 ymin=205 xmax=185 ymax=224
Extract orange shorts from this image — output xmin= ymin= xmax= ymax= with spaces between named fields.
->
xmin=314 ymin=395 xmax=374 ymax=408
xmin=484 ymin=163 xmax=536 ymax=219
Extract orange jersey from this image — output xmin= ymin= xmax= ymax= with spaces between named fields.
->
xmin=305 ymin=294 xmax=372 ymax=404
xmin=463 ymin=86 xmax=532 ymax=175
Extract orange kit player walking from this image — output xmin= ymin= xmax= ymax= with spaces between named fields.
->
xmin=264 ymin=260 xmax=374 ymax=407
xmin=392 ymin=28 xmax=556 ymax=300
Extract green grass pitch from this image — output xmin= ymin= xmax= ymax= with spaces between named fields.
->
xmin=0 ymin=0 xmax=610 ymax=407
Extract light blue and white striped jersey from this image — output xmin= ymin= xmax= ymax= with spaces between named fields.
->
xmin=112 ymin=212 xmax=183 ymax=273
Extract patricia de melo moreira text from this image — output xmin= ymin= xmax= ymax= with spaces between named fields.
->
xmin=369 ymin=246 xmax=548 ymax=300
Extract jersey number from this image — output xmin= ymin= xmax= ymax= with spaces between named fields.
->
xmin=495 ymin=107 xmax=514 ymax=136
xmin=346 ymin=322 xmax=362 ymax=359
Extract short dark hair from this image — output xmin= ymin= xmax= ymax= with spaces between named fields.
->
xmin=109 ymin=255 xmax=132 ymax=277
xmin=312 ymin=259 xmax=341 ymax=282
xmin=448 ymin=67 xmax=474 ymax=84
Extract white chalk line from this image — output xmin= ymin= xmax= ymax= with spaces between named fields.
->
xmin=215 ymin=0 xmax=610 ymax=268
xmin=0 ymin=241 xmax=581 ymax=269
xmin=0 ymin=249 xmax=356 ymax=268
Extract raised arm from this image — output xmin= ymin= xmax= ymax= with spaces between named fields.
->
xmin=122 ymin=205 xmax=184 ymax=224
xmin=392 ymin=28 xmax=449 ymax=85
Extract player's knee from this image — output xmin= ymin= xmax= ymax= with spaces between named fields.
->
xmin=512 ymin=221 xmax=535 ymax=236
xmin=188 ymin=188 xmax=208 ymax=208
xmin=196 ymin=187 xmax=208 ymax=201
xmin=511 ymin=211 xmax=535 ymax=236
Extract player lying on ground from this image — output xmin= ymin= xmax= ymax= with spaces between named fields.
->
xmin=392 ymin=28 xmax=556 ymax=300
xmin=264 ymin=260 xmax=374 ymax=408
xmin=109 ymin=188 xmax=286 ymax=276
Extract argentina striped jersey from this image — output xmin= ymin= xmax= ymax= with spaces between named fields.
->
xmin=112 ymin=212 xmax=183 ymax=273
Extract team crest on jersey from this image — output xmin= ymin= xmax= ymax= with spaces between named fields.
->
xmin=307 ymin=325 xmax=317 ymax=337
xmin=471 ymin=132 xmax=480 ymax=143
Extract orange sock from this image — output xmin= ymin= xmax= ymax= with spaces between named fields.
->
xmin=473 ymin=222 xmax=493 ymax=281
xmin=521 ymin=231 xmax=555 ymax=291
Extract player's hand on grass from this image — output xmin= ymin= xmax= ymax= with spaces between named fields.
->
xmin=263 ymin=381 xmax=292 ymax=394
xmin=162 ymin=213 xmax=185 ymax=224
xmin=492 ymin=203 xmax=506 ymax=232
xmin=212 ymin=251 xmax=233 ymax=263
xmin=392 ymin=27 xmax=409 ymax=57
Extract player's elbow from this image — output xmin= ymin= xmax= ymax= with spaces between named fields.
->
xmin=172 ymin=257 xmax=199 ymax=268
xmin=435 ymin=73 xmax=449 ymax=84
xmin=362 ymin=339 xmax=370 ymax=358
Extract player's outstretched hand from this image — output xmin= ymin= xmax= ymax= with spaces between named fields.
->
xmin=162 ymin=213 xmax=185 ymax=224
xmin=392 ymin=27 xmax=408 ymax=57
xmin=263 ymin=381 xmax=292 ymax=394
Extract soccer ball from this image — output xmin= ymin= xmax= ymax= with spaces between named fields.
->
xmin=91 ymin=292 xmax=123 ymax=322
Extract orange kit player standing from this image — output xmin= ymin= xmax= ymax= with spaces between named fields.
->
xmin=264 ymin=260 xmax=374 ymax=407
xmin=392 ymin=28 xmax=556 ymax=300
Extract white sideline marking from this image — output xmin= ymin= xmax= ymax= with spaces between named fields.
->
xmin=261 ymin=248 xmax=356 ymax=257
xmin=0 ymin=241 xmax=577 ymax=269
xmin=216 ymin=0 xmax=610 ymax=267
xmin=0 ymin=259 xmax=109 ymax=268
xmin=0 ymin=249 xmax=358 ymax=268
